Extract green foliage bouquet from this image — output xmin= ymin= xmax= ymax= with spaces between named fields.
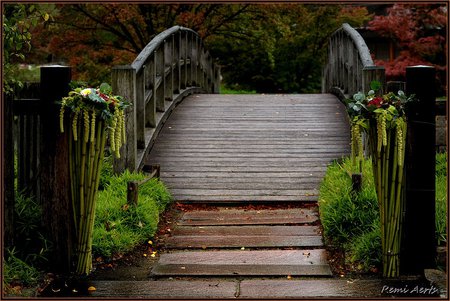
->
xmin=346 ymin=82 xmax=415 ymax=278
xmin=59 ymin=83 xmax=129 ymax=275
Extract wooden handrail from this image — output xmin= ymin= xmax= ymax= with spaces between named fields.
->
xmin=322 ymin=23 xmax=384 ymax=101
xmin=112 ymin=26 xmax=220 ymax=173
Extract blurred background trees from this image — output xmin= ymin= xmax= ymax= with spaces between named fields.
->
xmin=5 ymin=3 xmax=447 ymax=94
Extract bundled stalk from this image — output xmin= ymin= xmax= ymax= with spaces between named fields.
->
xmin=60 ymin=83 xmax=129 ymax=275
xmin=346 ymin=84 xmax=414 ymax=278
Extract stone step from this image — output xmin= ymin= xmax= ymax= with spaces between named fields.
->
xmin=151 ymin=249 xmax=332 ymax=276
xmin=88 ymin=279 xmax=442 ymax=298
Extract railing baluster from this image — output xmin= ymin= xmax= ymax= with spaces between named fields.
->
xmin=113 ymin=26 xmax=220 ymax=172
xmin=135 ymin=68 xmax=145 ymax=149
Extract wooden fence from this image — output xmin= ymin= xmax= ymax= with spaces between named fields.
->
xmin=4 ymin=66 xmax=74 ymax=272
xmin=11 ymin=83 xmax=42 ymax=199
xmin=112 ymin=26 xmax=220 ymax=173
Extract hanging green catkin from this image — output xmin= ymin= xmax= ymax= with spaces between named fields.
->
xmin=396 ymin=118 xmax=404 ymax=167
xmin=110 ymin=107 xmax=118 ymax=154
xmin=72 ymin=110 xmax=79 ymax=141
xmin=59 ymin=105 xmax=65 ymax=133
xmin=114 ymin=109 xmax=121 ymax=158
xmin=90 ymin=111 xmax=96 ymax=143
xmin=376 ymin=113 xmax=385 ymax=153
xmin=83 ymin=109 xmax=90 ymax=143
xmin=121 ymin=110 xmax=126 ymax=144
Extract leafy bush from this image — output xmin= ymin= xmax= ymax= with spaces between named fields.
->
xmin=13 ymin=192 xmax=52 ymax=266
xmin=319 ymin=157 xmax=378 ymax=245
xmin=93 ymin=168 xmax=172 ymax=258
xmin=3 ymin=249 xmax=40 ymax=287
xmin=348 ymin=222 xmax=382 ymax=271
xmin=319 ymin=153 xmax=448 ymax=271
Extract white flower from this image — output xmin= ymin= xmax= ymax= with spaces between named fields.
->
xmin=80 ymin=88 xmax=92 ymax=97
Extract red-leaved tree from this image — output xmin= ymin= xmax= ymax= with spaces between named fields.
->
xmin=368 ymin=4 xmax=447 ymax=94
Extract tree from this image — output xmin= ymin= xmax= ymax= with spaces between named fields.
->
xmin=30 ymin=4 xmax=254 ymax=85
xmin=207 ymin=4 xmax=371 ymax=93
xmin=367 ymin=4 xmax=447 ymax=94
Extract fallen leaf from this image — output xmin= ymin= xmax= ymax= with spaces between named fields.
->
xmin=87 ymin=286 xmax=96 ymax=292
xmin=287 ymin=275 xmax=292 ymax=280
xmin=241 ymin=247 xmax=245 ymax=250
xmin=143 ymin=253 xmax=147 ymax=257
xmin=151 ymin=252 xmax=157 ymax=257
xmin=148 ymin=240 xmax=153 ymax=245
xmin=122 ymin=204 xmax=129 ymax=211
xmin=181 ymin=266 xmax=186 ymax=270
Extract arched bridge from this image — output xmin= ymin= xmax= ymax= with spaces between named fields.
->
xmin=112 ymin=24 xmax=378 ymax=203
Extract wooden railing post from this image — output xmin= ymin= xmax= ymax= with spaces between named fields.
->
xmin=401 ymin=65 xmax=437 ymax=275
xmin=112 ymin=66 xmax=137 ymax=173
xmin=362 ymin=66 xmax=385 ymax=94
xmin=39 ymin=65 xmax=74 ymax=273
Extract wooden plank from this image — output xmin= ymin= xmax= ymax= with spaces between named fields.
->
xmin=90 ymin=280 xmax=238 ymax=298
xmin=164 ymin=235 xmax=323 ymax=248
xmin=170 ymin=189 xmax=318 ymax=196
xmin=151 ymin=249 xmax=331 ymax=276
xmin=172 ymin=225 xmax=321 ymax=236
xmin=165 ymin=182 xmax=319 ymax=190
xmin=173 ymin=195 xmax=318 ymax=203
xmin=238 ymin=279 xmax=387 ymax=298
xmin=178 ymin=208 xmax=318 ymax=225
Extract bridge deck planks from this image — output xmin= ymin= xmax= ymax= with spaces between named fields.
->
xmin=145 ymin=93 xmax=350 ymax=202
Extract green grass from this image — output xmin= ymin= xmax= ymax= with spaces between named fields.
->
xmin=436 ymin=152 xmax=447 ymax=246
xmin=93 ymin=158 xmax=172 ymax=258
xmin=319 ymin=153 xmax=447 ymax=272
xmin=220 ymin=84 xmax=256 ymax=94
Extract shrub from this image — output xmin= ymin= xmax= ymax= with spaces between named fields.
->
xmin=93 ymin=169 xmax=172 ymax=258
xmin=319 ymin=153 xmax=448 ymax=272
xmin=3 ymin=249 xmax=40 ymax=287
xmin=319 ymin=157 xmax=378 ymax=245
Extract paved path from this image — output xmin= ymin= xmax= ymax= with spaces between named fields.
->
xmin=145 ymin=94 xmax=350 ymax=202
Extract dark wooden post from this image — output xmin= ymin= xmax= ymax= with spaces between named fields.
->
xmin=39 ymin=65 xmax=74 ymax=273
xmin=401 ymin=65 xmax=436 ymax=275
xmin=4 ymin=94 xmax=15 ymax=248
xmin=112 ymin=65 xmax=137 ymax=173
xmin=127 ymin=181 xmax=139 ymax=206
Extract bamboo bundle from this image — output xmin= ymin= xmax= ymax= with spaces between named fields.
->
xmin=347 ymin=83 xmax=414 ymax=277
xmin=60 ymin=83 xmax=128 ymax=275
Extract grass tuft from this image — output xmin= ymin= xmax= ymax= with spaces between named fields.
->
xmin=93 ymin=164 xmax=172 ymax=258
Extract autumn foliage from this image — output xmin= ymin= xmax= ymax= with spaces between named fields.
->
xmin=368 ymin=4 xmax=447 ymax=94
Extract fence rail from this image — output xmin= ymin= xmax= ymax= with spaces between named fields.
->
xmin=112 ymin=26 xmax=220 ymax=172
xmin=322 ymin=23 xmax=385 ymax=99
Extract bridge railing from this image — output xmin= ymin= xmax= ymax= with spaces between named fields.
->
xmin=322 ymin=23 xmax=385 ymax=100
xmin=112 ymin=26 xmax=220 ymax=172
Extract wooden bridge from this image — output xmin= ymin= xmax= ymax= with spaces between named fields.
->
xmin=111 ymin=24 xmax=378 ymax=203
xmin=88 ymin=23 xmax=409 ymax=298
xmin=6 ymin=22 xmax=437 ymax=298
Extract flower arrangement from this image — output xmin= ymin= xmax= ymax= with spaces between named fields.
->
xmin=59 ymin=82 xmax=130 ymax=275
xmin=345 ymin=81 xmax=415 ymax=278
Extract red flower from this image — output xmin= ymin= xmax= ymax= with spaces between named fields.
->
xmin=367 ymin=97 xmax=383 ymax=108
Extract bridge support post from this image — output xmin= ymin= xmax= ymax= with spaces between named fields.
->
xmin=112 ymin=65 xmax=137 ymax=173
xmin=401 ymin=65 xmax=436 ymax=275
